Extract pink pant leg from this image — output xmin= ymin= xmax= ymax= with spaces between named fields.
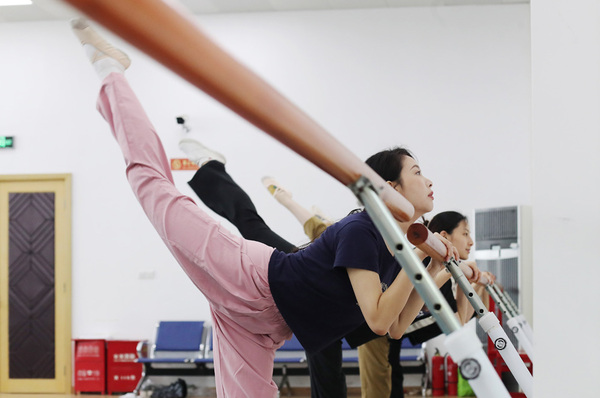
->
xmin=211 ymin=310 xmax=282 ymax=398
xmin=95 ymin=73 xmax=292 ymax=395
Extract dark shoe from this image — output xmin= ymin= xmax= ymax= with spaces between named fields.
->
xmin=150 ymin=378 xmax=187 ymax=398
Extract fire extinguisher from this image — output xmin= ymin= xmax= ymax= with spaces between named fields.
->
xmin=431 ymin=349 xmax=445 ymax=396
xmin=445 ymin=355 xmax=458 ymax=396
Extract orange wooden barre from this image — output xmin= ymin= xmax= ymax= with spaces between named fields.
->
xmin=62 ymin=0 xmax=414 ymax=222
xmin=407 ymin=223 xmax=490 ymax=284
xmin=407 ymin=223 xmax=447 ymax=261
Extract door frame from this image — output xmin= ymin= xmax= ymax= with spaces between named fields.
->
xmin=0 ymin=174 xmax=72 ymax=393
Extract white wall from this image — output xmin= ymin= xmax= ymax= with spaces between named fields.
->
xmin=531 ymin=0 xmax=600 ymax=395
xmin=0 ymin=5 xmax=531 ymax=344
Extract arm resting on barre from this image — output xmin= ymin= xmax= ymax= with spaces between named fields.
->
xmin=388 ymin=259 xmax=453 ymax=339
xmin=347 ymin=255 xmax=449 ymax=337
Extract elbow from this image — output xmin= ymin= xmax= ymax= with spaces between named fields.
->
xmin=387 ymin=329 xmax=403 ymax=340
xmin=370 ymin=326 xmax=389 ymax=337
xmin=365 ymin=318 xmax=391 ymax=337
xmin=387 ymin=319 xmax=409 ymax=340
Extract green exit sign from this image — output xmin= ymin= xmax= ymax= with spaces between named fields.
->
xmin=0 ymin=136 xmax=14 ymax=148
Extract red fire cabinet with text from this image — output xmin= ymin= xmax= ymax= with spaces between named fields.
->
xmin=74 ymin=339 xmax=106 ymax=394
xmin=106 ymin=340 xmax=142 ymax=394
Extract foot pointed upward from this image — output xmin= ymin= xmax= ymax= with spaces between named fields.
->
xmin=71 ymin=18 xmax=131 ymax=71
xmin=261 ymin=177 xmax=292 ymax=202
xmin=179 ymin=137 xmax=226 ymax=166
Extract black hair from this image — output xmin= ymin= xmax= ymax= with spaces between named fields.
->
xmin=294 ymin=148 xmax=414 ymax=252
xmin=424 ymin=211 xmax=468 ymax=234
xmin=365 ymin=147 xmax=414 ymax=185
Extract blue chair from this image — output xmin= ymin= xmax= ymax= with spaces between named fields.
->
xmin=273 ymin=335 xmax=307 ymax=395
xmin=134 ymin=321 xmax=212 ymax=394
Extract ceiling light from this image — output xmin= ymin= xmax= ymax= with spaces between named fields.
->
xmin=0 ymin=0 xmax=32 ymax=5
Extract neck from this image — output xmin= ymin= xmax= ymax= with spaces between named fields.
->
xmin=381 ymin=215 xmax=420 ymax=256
xmin=398 ymin=213 xmax=421 ymax=234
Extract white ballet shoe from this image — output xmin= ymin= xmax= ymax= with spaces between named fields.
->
xmin=179 ymin=137 xmax=226 ymax=166
xmin=71 ymin=17 xmax=131 ymax=69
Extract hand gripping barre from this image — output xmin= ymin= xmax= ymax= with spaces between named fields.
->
xmin=406 ymin=223 xmax=490 ymax=285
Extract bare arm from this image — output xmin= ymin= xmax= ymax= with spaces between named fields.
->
xmin=387 ymin=259 xmax=451 ymax=338
xmin=347 ymin=267 xmax=415 ymax=336
xmin=347 ymin=235 xmax=458 ymax=337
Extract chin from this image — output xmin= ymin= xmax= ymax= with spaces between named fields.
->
xmin=415 ymin=204 xmax=434 ymax=218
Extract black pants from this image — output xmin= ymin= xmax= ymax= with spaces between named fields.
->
xmin=389 ymin=339 xmax=404 ymax=398
xmin=306 ymin=340 xmax=346 ymax=398
xmin=188 ymin=161 xmax=349 ymax=397
xmin=187 ymin=161 xmax=296 ymax=253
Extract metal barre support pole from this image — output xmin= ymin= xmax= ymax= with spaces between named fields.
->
xmin=518 ymin=315 xmax=535 ymax=345
xmin=497 ymin=287 xmax=535 ymax=344
xmin=500 ymin=287 xmax=520 ymax=315
xmin=446 ymin=260 xmax=533 ymax=397
xmin=487 ymin=285 xmax=535 ymax=361
xmin=491 ymin=284 xmax=518 ymax=317
xmin=491 ymin=284 xmax=535 ymax=351
xmin=490 ymin=285 xmax=533 ymax=346
xmin=349 ymin=176 xmax=510 ymax=398
xmin=487 ymin=285 xmax=512 ymax=318
xmin=446 ymin=259 xmax=488 ymax=317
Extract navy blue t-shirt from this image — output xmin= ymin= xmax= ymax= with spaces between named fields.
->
xmin=268 ymin=211 xmax=401 ymax=353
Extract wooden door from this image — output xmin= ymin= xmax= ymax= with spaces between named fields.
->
xmin=0 ymin=174 xmax=71 ymax=393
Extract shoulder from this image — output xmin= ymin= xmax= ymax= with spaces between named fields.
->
xmin=332 ymin=212 xmax=380 ymax=245
xmin=335 ymin=211 xmax=374 ymax=232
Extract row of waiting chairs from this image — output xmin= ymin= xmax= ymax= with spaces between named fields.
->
xmin=134 ymin=321 xmax=212 ymax=394
xmin=134 ymin=321 xmax=427 ymax=395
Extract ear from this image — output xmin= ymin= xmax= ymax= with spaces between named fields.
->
xmin=440 ymin=231 xmax=449 ymax=239
xmin=386 ymin=180 xmax=400 ymax=191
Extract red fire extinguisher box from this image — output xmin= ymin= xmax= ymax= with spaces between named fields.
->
xmin=73 ymin=339 xmax=106 ymax=394
xmin=106 ymin=340 xmax=142 ymax=394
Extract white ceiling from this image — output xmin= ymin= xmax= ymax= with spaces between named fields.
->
xmin=1 ymin=0 xmax=528 ymax=23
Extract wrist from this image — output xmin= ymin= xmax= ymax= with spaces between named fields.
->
xmin=426 ymin=260 xmax=446 ymax=275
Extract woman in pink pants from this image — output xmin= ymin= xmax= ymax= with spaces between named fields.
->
xmin=71 ymin=18 xmax=463 ymax=398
